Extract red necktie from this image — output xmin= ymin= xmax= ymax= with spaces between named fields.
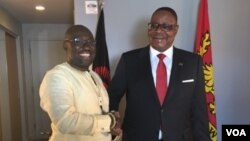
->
xmin=156 ymin=54 xmax=167 ymax=105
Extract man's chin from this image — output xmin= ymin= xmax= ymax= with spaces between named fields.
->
xmin=70 ymin=62 xmax=90 ymax=71
xmin=152 ymin=45 xmax=167 ymax=52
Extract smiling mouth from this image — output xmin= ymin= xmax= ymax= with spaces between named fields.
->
xmin=80 ymin=53 xmax=90 ymax=57
xmin=153 ymin=38 xmax=164 ymax=43
xmin=152 ymin=35 xmax=164 ymax=40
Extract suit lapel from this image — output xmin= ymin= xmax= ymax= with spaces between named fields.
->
xmin=163 ymin=48 xmax=184 ymax=105
xmin=139 ymin=47 xmax=186 ymax=106
xmin=138 ymin=46 xmax=161 ymax=106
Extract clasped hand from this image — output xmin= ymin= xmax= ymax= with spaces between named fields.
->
xmin=109 ymin=111 xmax=122 ymax=136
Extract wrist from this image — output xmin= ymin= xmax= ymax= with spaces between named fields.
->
xmin=108 ymin=112 xmax=116 ymax=130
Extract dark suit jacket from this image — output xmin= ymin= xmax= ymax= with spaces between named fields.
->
xmin=108 ymin=46 xmax=210 ymax=141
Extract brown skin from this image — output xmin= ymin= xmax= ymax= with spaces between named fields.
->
xmin=148 ymin=10 xmax=179 ymax=52
xmin=111 ymin=112 xmax=122 ymax=136
xmin=63 ymin=25 xmax=96 ymax=71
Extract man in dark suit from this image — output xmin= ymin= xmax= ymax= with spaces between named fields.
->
xmin=108 ymin=7 xmax=210 ymax=141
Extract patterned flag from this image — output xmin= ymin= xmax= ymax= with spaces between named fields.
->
xmin=92 ymin=8 xmax=111 ymax=89
xmin=194 ymin=0 xmax=217 ymax=140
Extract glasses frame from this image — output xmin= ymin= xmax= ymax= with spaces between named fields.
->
xmin=148 ymin=23 xmax=178 ymax=32
xmin=64 ymin=38 xmax=96 ymax=47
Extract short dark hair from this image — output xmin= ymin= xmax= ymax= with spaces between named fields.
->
xmin=152 ymin=7 xmax=178 ymax=23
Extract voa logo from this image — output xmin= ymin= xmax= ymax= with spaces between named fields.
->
xmin=226 ymin=129 xmax=247 ymax=136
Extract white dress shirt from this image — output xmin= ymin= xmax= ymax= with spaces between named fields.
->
xmin=150 ymin=46 xmax=173 ymax=87
xmin=149 ymin=45 xmax=173 ymax=139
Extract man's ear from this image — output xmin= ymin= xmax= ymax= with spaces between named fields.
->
xmin=174 ymin=25 xmax=179 ymax=33
xmin=63 ymin=41 xmax=69 ymax=50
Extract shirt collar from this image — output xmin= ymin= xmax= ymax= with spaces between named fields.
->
xmin=150 ymin=45 xmax=173 ymax=60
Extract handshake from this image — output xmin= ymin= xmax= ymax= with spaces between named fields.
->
xmin=108 ymin=111 xmax=122 ymax=136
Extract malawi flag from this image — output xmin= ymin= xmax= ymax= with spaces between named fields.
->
xmin=195 ymin=0 xmax=217 ymax=140
xmin=92 ymin=8 xmax=111 ymax=89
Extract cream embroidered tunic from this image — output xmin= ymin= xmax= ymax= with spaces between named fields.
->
xmin=39 ymin=62 xmax=111 ymax=141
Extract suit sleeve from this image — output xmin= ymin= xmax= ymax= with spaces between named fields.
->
xmin=108 ymin=54 xmax=127 ymax=111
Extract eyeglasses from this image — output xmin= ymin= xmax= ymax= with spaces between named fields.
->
xmin=148 ymin=23 xmax=178 ymax=31
xmin=65 ymin=38 xmax=96 ymax=47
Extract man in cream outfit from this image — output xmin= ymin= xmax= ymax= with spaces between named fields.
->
xmin=40 ymin=25 xmax=121 ymax=141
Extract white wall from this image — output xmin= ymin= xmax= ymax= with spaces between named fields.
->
xmin=210 ymin=0 xmax=250 ymax=139
xmin=74 ymin=0 xmax=250 ymax=141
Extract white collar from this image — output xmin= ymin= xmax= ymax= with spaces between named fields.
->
xmin=150 ymin=45 xmax=173 ymax=60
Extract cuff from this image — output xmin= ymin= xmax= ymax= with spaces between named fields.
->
xmin=92 ymin=114 xmax=112 ymax=134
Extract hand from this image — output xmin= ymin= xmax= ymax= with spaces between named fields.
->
xmin=110 ymin=111 xmax=122 ymax=136
xmin=106 ymin=111 xmax=122 ymax=136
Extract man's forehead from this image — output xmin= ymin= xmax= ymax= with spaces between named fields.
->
xmin=67 ymin=31 xmax=89 ymax=38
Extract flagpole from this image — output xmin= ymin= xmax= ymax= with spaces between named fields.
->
xmin=97 ymin=0 xmax=104 ymax=15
